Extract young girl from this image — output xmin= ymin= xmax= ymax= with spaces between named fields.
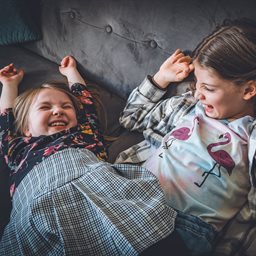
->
xmin=0 ymin=56 xmax=179 ymax=255
xmin=0 ymin=55 xmax=108 ymax=239
xmin=116 ymin=18 xmax=256 ymax=255
xmin=0 ymin=56 xmax=107 ymax=196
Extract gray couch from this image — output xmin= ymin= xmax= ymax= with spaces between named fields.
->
xmin=1 ymin=0 xmax=256 ymax=255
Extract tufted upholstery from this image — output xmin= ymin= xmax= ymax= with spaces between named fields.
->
xmin=23 ymin=0 xmax=256 ymax=98
xmin=1 ymin=0 xmax=256 ymax=255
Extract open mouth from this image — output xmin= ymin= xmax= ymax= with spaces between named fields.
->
xmin=49 ymin=121 xmax=67 ymax=127
xmin=203 ymin=104 xmax=214 ymax=112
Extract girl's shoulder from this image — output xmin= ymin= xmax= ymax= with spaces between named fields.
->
xmin=167 ymin=91 xmax=197 ymax=110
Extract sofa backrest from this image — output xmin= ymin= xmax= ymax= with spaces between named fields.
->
xmin=25 ymin=0 xmax=256 ymax=98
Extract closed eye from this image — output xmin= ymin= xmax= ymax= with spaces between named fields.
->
xmin=38 ymin=105 xmax=51 ymax=110
xmin=203 ymin=86 xmax=215 ymax=92
xmin=63 ymin=103 xmax=74 ymax=109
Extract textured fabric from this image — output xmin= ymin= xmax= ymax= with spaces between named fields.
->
xmin=116 ymin=76 xmax=256 ymax=255
xmin=0 ymin=0 xmax=41 ymax=45
xmin=22 ymin=0 xmax=256 ymax=99
xmin=212 ymin=212 xmax=256 ymax=255
xmin=0 ymin=148 xmax=176 ymax=255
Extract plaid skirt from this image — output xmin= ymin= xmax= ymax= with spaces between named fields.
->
xmin=0 ymin=148 xmax=176 ymax=256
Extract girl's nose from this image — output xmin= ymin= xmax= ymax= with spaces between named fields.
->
xmin=52 ymin=107 xmax=63 ymax=116
xmin=194 ymin=90 xmax=205 ymax=100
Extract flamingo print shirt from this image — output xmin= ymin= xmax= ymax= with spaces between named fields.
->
xmin=0 ymin=83 xmax=107 ymax=197
xmin=143 ymin=103 xmax=251 ymax=231
xmin=117 ymin=76 xmax=256 ymax=231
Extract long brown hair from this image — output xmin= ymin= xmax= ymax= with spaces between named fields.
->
xmin=192 ymin=18 xmax=256 ymax=85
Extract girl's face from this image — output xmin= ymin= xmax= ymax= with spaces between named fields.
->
xmin=193 ymin=61 xmax=255 ymax=121
xmin=24 ymin=88 xmax=78 ymax=137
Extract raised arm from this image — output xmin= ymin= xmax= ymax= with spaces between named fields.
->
xmin=0 ymin=64 xmax=24 ymax=113
xmin=119 ymin=49 xmax=194 ymax=131
xmin=59 ymin=55 xmax=106 ymax=159
xmin=59 ymin=55 xmax=86 ymax=87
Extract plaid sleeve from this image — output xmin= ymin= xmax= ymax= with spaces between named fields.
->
xmin=119 ymin=76 xmax=196 ymax=134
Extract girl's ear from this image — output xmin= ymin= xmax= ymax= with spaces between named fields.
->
xmin=243 ymin=81 xmax=256 ymax=100
xmin=24 ymin=128 xmax=32 ymax=137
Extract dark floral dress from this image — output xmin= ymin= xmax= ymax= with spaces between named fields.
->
xmin=0 ymin=83 xmax=107 ymax=197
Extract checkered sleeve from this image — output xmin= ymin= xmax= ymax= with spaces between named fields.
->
xmin=119 ymin=76 xmax=196 ymax=134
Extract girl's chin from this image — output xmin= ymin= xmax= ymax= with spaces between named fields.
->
xmin=204 ymin=109 xmax=217 ymax=118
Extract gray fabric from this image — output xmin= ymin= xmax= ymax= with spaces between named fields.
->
xmin=23 ymin=0 xmax=256 ymax=98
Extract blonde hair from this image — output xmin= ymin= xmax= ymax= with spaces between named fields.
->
xmin=13 ymin=82 xmax=80 ymax=136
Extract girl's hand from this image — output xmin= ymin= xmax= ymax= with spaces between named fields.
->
xmin=59 ymin=55 xmax=77 ymax=77
xmin=0 ymin=63 xmax=24 ymax=87
xmin=0 ymin=63 xmax=24 ymax=112
xmin=59 ymin=55 xmax=86 ymax=86
xmin=153 ymin=49 xmax=194 ymax=89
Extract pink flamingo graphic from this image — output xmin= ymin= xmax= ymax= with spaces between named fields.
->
xmin=194 ymin=132 xmax=235 ymax=187
xmin=159 ymin=116 xmax=199 ymax=158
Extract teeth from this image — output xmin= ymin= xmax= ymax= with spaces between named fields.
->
xmin=50 ymin=122 xmax=66 ymax=127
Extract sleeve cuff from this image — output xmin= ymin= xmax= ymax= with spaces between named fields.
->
xmin=138 ymin=76 xmax=167 ymax=102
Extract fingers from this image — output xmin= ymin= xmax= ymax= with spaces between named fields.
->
xmin=188 ymin=63 xmax=194 ymax=72
xmin=1 ymin=63 xmax=14 ymax=73
xmin=0 ymin=63 xmax=21 ymax=77
xmin=60 ymin=56 xmax=69 ymax=67
xmin=177 ymin=55 xmax=192 ymax=64
xmin=173 ymin=51 xmax=192 ymax=64
xmin=175 ymin=61 xmax=194 ymax=81
xmin=60 ymin=55 xmax=76 ymax=68
xmin=17 ymin=69 xmax=25 ymax=78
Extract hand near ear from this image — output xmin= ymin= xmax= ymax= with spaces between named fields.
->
xmin=153 ymin=49 xmax=194 ymax=89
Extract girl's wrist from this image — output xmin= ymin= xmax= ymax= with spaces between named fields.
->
xmin=148 ymin=75 xmax=166 ymax=91
xmin=2 ymin=81 xmax=19 ymax=89
xmin=153 ymin=72 xmax=170 ymax=89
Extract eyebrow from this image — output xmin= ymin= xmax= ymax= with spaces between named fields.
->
xmin=194 ymin=75 xmax=219 ymax=87
xmin=201 ymin=82 xmax=218 ymax=87
xmin=35 ymin=101 xmax=73 ymax=106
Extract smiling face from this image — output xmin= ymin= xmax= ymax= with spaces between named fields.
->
xmin=24 ymin=88 xmax=78 ymax=137
xmin=193 ymin=61 xmax=256 ymax=121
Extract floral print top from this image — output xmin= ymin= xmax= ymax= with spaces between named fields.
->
xmin=0 ymin=83 xmax=107 ymax=197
